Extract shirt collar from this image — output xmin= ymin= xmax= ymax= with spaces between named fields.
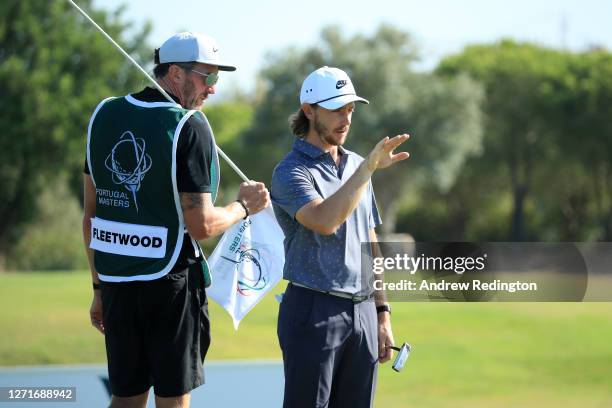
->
xmin=293 ymin=138 xmax=349 ymax=159
xmin=140 ymin=87 xmax=181 ymax=105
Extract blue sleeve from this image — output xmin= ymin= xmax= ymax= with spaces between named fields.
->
xmin=369 ymin=182 xmax=382 ymax=229
xmin=271 ymin=162 xmax=321 ymax=219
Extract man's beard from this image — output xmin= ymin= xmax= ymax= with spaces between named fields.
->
xmin=181 ymin=77 xmax=202 ymax=109
xmin=314 ymin=114 xmax=344 ymax=146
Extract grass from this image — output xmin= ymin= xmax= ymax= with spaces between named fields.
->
xmin=1 ymin=271 xmax=611 ymax=407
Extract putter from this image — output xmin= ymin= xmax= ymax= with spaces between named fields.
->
xmin=387 ymin=342 xmax=411 ymax=372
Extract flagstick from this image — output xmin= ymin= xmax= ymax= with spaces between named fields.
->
xmin=217 ymin=149 xmax=249 ymax=181
xmin=67 ymin=0 xmax=250 ymax=183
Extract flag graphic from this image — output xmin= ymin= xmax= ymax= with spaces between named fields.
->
xmin=207 ymin=206 xmax=285 ymax=329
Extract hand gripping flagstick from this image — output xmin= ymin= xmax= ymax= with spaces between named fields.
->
xmin=67 ymin=0 xmax=250 ymax=183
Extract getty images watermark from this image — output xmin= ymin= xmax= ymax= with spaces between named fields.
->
xmin=372 ymin=252 xmax=538 ymax=294
xmin=360 ymin=242 xmax=612 ymax=301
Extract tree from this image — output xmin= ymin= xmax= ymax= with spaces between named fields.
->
xmin=241 ymin=25 xmax=483 ymax=234
xmin=202 ymin=100 xmax=255 ymax=192
xmin=438 ymin=41 xmax=612 ymax=241
xmin=550 ymin=50 xmax=612 ymax=240
xmin=438 ymin=41 xmax=571 ymax=241
xmin=0 ymin=0 xmax=151 ymax=264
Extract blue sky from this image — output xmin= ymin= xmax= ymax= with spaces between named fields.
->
xmin=91 ymin=0 xmax=612 ymax=93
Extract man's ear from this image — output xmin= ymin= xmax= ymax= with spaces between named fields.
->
xmin=302 ymin=103 xmax=316 ymax=121
xmin=167 ymin=64 xmax=185 ymax=84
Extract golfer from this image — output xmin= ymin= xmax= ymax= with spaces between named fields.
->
xmin=271 ymin=66 xmax=410 ymax=407
xmin=82 ymin=32 xmax=269 ymax=408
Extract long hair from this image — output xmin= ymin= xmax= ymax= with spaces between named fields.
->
xmin=288 ymin=107 xmax=312 ymax=138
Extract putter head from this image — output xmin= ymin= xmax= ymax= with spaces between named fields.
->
xmin=392 ymin=342 xmax=411 ymax=372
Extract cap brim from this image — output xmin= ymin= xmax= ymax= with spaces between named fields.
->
xmin=216 ymin=64 xmax=236 ymax=72
xmin=318 ymin=94 xmax=369 ymax=110
xmin=194 ymin=59 xmax=237 ymax=71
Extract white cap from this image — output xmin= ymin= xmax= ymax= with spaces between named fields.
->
xmin=300 ymin=66 xmax=369 ymax=109
xmin=157 ymin=32 xmax=236 ymax=71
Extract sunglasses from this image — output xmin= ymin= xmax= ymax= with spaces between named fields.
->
xmin=190 ymin=69 xmax=219 ymax=86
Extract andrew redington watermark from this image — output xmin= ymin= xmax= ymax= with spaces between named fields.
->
xmin=361 ymin=242 xmax=611 ymax=301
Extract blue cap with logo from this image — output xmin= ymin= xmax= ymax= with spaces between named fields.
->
xmin=300 ymin=66 xmax=369 ymax=109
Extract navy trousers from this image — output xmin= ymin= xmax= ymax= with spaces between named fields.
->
xmin=278 ymin=283 xmax=378 ymax=408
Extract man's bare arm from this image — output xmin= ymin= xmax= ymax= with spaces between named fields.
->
xmin=180 ymin=192 xmax=248 ymax=240
xmin=83 ymin=174 xmax=105 ymax=334
xmin=370 ymin=228 xmax=395 ymax=363
xmin=296 ymin=162 xmax=372 ymax=235
xmin=180 ymin=181 xmax=270 ymax=240
xmin=82 ymin=175 xmax=98 ymax=285
xmin=296 ymin=134 xmax=409 ymax=235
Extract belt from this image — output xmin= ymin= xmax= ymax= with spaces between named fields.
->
xmin=290 ymin=282 xmax=374 ymax=303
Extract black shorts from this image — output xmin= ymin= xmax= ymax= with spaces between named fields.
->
xmin=100 ymin=263 xmax=210 ymax=398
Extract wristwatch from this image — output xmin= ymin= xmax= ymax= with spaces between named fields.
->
xmin=376 ymin=304 xmax=392 ymax=315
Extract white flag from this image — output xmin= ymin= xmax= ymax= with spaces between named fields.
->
xmin=207 ymin=206 xmax=285 ymax=329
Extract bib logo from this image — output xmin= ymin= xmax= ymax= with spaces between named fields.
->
xmin=105 ymin=131 xmax=152 ymax=212
xmin=220 ymin=234 xmax=276 ymax=297
xmin=221 ymin=248 xmax=268 ymax=296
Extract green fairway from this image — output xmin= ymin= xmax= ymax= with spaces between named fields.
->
xmin=1 ymin=272 xmax=611 ymax=407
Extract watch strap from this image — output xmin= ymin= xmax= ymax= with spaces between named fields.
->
xmin=376 ymin=304 xmax=391 ymax=314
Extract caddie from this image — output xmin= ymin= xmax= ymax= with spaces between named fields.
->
xmin=82 ymin=32 xmax=269 ymax=408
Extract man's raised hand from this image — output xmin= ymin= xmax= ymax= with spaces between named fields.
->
xmin=365 ymin=134 xmax=410 ymax=172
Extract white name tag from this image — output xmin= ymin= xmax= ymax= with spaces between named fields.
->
xmin=90 ymin=217 xmax=168 ymax=258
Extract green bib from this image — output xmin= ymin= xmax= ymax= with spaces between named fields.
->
xmin=87 ymin=95 xmax=218 ymax=282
